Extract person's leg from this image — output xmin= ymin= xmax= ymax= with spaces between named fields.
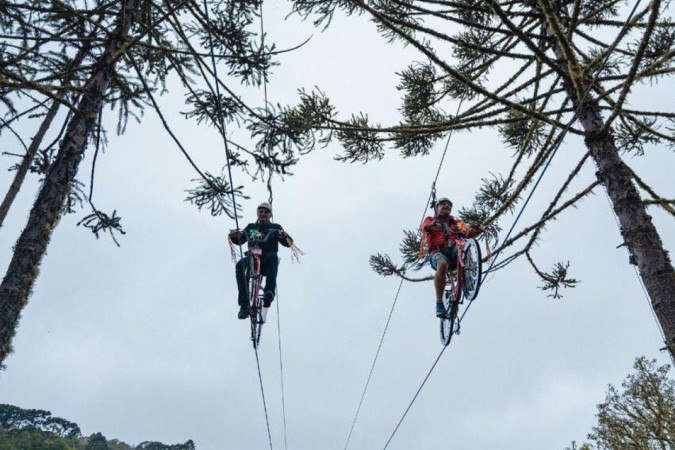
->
xmin=235 ymin=256 xmax=250 ymax=318
xmin=261 ymin=252 xmax=279 ymax=307
xmin=431 ymin=253 xmax=449 ymax=316
xmin=434 ymin=259 xmax=448 ymax=302
xmin=448 ymin=245 xmax=458 ymax=271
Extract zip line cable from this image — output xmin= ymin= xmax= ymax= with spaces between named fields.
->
xmin=276 ymin=290 xmax=289 ymax=450
xmin=201 ymin=1 xmax=273 ymax=446
xmin=201 ymin=0 xmax=244 ymax=259
xmin=380 ymin=2 xmax=646 ymax=447
xmin=343 ymin=100 xmax=464 ymax=450
xmin=259 ymin=4 xmax=290 ymax=448
xmin=382 ymin=346 xmax=447 ymax=449
xmin=254 ymin=346 xmax=274 ymax=450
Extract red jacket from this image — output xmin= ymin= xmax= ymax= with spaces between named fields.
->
xmin=420 ymin=215 xmax=479 ymax=253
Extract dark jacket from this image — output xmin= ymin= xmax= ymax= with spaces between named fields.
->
xmin=230 ymin=222 xmax=292 ymax=253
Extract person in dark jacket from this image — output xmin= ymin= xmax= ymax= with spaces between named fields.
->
xmin=229 ymin=202 xmax=293 ymax=319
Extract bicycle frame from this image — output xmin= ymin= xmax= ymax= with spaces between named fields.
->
xmin=440 ymin=233 xmax=483 ymax=346
xmin=243 ymin=229 xmax=278 ymax=348
xmin=445 ymin=237 xmax=468 ymax=305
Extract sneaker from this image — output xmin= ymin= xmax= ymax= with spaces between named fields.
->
xmin=436 ymin=302 xmax=447 ymax=317
xmin=263 ymin=291 xmax=274 ymax=308
xmin=238 ymin=304 xmax=250 ymax=319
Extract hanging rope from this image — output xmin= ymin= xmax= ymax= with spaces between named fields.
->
xmin=258 ymin=5 xmax=290 ymax=448
xmin=379 ymin=2 xmax=646 ymax=447
xmin=275 ymin=289 xmax=289 ymax=450
xmin=202 ymin=0 xmax=244 ymax=261
xmin=343 ymin=100 xmax=463 ymax=449
xmin=200 ymin=1 xmax=275 ymax=445
xmin=254 ymin=347 xmax=274 ymax=450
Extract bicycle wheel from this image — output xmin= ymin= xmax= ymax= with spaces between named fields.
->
xmin=462 ymin=238 xmax=482 ymax=301
xmin=440 ymin=282 xmax=459 ymax=346
xmin=249 ymin=273 xmax=263 ymax=348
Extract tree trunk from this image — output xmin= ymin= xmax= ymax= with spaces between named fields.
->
xmin=0 ymin=44 xmax=91 ymax=229
xmin=579 ymin=105 xmax=675 ymax=357
xmin=0 ymin=0 xmax=142 ymax=367
xmin=543 ymin=15 xmax=675 ymax=358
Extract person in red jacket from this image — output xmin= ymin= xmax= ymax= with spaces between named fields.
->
xmin=420 ymin=197 xmax=483 ymax=317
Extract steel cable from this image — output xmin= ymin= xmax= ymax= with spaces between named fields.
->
xmin=343 ymin=101 xmax=463 ymax=449
xmin=201 ymin=0 xmax=274 ymax=444
xmin=380 ymin=1 xmax=646 ymax=447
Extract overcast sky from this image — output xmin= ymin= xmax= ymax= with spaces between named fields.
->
xmin=1 ymin=2 xmax=674 ymax=450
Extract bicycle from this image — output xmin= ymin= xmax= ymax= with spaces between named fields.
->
xmin=439 ymin=232 xmax=482 ymax=346
xmin=243 ymin=228 xmax=280 ymax=349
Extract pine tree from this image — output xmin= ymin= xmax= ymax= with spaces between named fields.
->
xmin=570 ymin=357 xmax=675 ymax=449
xmin=278 ymin=0 xmax=675 ymax=357
xmin=0 ymin=0 xmax=300 ymax=366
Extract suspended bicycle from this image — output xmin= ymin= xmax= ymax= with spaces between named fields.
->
xmin=439 ymin=232 xmax=482 ymax=346
xmin=244 ymin=229 xmax=280 ymax=349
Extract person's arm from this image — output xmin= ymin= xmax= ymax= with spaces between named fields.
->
xmin=229 ymin=225 xmax=249 ymax=245
xmin=277 ymin=226 xmax=293 ymax=247
xmin=421 ymin=217 xmax=438 ymax=232
xmin=462 ymin=221 xmax=483 ymax=238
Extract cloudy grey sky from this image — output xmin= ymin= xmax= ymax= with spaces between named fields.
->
xmin=1 ymin=2 xmax=674 ymax=450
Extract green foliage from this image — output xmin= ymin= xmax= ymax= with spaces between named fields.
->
xmin=614 ymin=117 xmax=661 ymax=156
xmin=440 ymin=66 xmax=482 ymax=101
xmin=369 ymin=253 xmax=401 ymax=277
xmin=392 ymin=127 xmax=442 ymax=158
xmin=253 ymin=89 xmax=336 ymax=156
xmin=499 ymin=109 xmax=546 ymax=156
xmin=0 ymin=405 xmax=195 ymax=450
xmin=288 ymin=0 xmax=675 ymax=276
xmin=537 ymin=261 xmax=578 ymax=298
xmin=185 ymin=171 xmax=249 ymax=219
xmin=85 ymin=433 xmax=110 ymax=450
xmin=182 ymin=92 xmax=243 ymax=126
xmin=399 ymin=229 xmax=425 ymax=268
xmin=371 ymin=0 xmax=423 ymax=45
xmin=136 ymin=440 xmax=195 ymax=450
xmin=0 ymin=429 xmax=80 ymax=450
xmin=589 ymin=357 xmax=675 ymax=449
xmin=571 ymin=357 xmax=675 ymax=449
xmin=397 ymin=63 xmax=444 ymax=126
xmin=452 ymin=28 xmax=496 ymax=67
xmin=77 ymin=210 xmax=126 ymax=245
xmin=335 ymin=113 xmax=385 ymax=163
xmin=1 ymin=0 xmax=298 ymax=228
xmin=454 ymin=0 xmax=494 ymax=25
xmin=0 ymin=404 xmax=81 ymax=438
xmin=290 ymin=0 xmax=360 ymax=28
xmin=579 ymin=0 xmax=620 ymax=22
xmin=639 ymin=24 xmax=675 ymax=71
xmin=564 ymin=441 xmax=593 ymax=450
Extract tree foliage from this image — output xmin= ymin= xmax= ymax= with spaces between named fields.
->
xmin=280 ymin=0 xmax=674 ymax=355
xmin=568 ymin=357 xmax=675 ymax=449
xmin=0 ymin=0 xmax=315 ymax=365
xmin=0 ymin=404 xmax=194 ymax=450
xmin=0 ymin=403 xmax=80 ymax=438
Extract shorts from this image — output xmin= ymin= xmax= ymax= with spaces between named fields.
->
xmin=430 ymin=246 xmax=458 ymax=271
